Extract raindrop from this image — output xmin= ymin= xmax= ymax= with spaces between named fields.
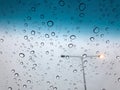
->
xmin=82 ymin=54 xmax=87 ymax=58
xmin=14 ymin=73 xmax=19 ymax=77
xmin=73 ymin=69 xmax=77 ymax=73
xmin=116 ymin=56 xmax=120 ymax=59
xmin=0 ymin=39 xmax=4 ymax=43
xmin=102 ymin=88 xmax=106 ymax=90
xmin=118 ymin=77 xmax=120 ymax=82
xmin=53 ymin=87 xmax=58 ymax=90
xmin=106 ymin=40 xmax=110 ymax=44
xmin=27 ymin=80 xmax=31 ymax=84
xmin=66 ymin=55 xmax=69 ymax=59
xmin=68 ymin=43 xmax=73 ymax=48
xmin=24 ymin=23 xmax=28 ymax=27
xmin=19 ymin=53 xmax=25 ymax=58
xmin=79 ymin=13 xmax=85 ymax=17
xmin=45 ymin=51 xmax=49 ymax=55
xmin=84 ymin=60 xmax=88 ymax=64
xmin=58 ymin=0 xmax=65 ymax=6
xmin=23 ymin=84 xmax=27 ymax=88
xmin=8 ymin=87 xmax=12 ymax=90
xmin=41 ymin=42 xmax=44 ymax=46
xmin=40 ymin=14 xmax=44 ymax=19
xmin=31 ymin=7 xmax=36 ymax=12
xmin=51 ymin=32 xmax=55 ymax=36
xmin=100 ymin=34 xmax=104 ymax=38
xmin=26 ymin=16 xmax=31 ymax=20
xmin=70 ymin=35 xmax=76 ymax=40
xmin=45 ymin=34 xmax=49 ymax=38
xmin=24 ymin=35 xmax=28 ymax=40
xmin=79 ymin=3 xmax=86 ymax=11
xmin=47 ymin=20 xmax=54 ymax=27
xmin=93 ymin=27 xmax=100 ymax=34
xmin=11 ymin=69 xmax=15 ymax=73
xmin=30 ymin=50 xmax=35 ymax=54
xmin=33 ymin=64 xmax=37 ymax=67
xmin=46 ymin=81 xmax=50 ymax=84
xmin=31 ymin=30 xmax=35 ymax=35
xmin=90 ymin=37 xmax=95 ymax=42
xmin=56 ymin=75 xmax=60 ymax=79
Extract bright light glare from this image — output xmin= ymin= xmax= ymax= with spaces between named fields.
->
xmin=98 ymin=54 xmax=105 ymax=59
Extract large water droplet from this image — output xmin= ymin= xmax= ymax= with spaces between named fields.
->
xmin=19 ymin=53 xmax=25 ymax=58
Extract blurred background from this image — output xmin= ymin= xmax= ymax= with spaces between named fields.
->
xmin=0 ymin=0 xmax=120 ymax=90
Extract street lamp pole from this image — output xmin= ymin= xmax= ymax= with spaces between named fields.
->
xmin=61 ymin=54 xmax=102 ymax=90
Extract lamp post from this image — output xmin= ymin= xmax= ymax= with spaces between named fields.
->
xmin=61 ymin=54 xmax=104 ymax=90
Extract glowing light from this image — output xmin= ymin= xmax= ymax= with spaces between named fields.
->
xmin=98 ymin=54 xmax=105 ymax=59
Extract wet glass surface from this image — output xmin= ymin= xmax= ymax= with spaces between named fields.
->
xmin=0 ymin=0 xmax=120 ymax=90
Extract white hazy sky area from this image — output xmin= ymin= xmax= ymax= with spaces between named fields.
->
xmin=0 ymin=27 xmax=120 ymax=90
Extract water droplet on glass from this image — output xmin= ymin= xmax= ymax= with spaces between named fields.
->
xmin=14 ymin=73 xmax=19 ymax=77
xmin=116 ymin=56 xmax=120 ymax=59
xmin=26 ymin=16 xmax=31 ymax=20
xmin=118 ymin=77 xmax=120 ymax=82
xmin=23 ymin=84 xmax=27 ymax=88
xmin=30 ymin=50 xmax=35 ymax=54
xmin=79 ymin=13 xmax=85 ymax=17
xmin=100 ymin=34 xmax=104 ymax=38
xmin=45 ymin=51 xmax=49 ymax=55
xmin=106 ymin=40 xmax=110 ymax=44
xmin=41 ymin=42 xmax=44 ymax=46
xmin=31 ymin=30 xmax=35 ymax=35
xmin=40 ymin=14 xmax=44 ymax=19
xmin=90 ymin=37 xmax=95 ymax=42
xmin=102 ymin=88 xmax=106 ymax=90
xmin=0 ymin=39 xmax=4 ymax=43
xmin=45 ymin=34 xmax=49 ymax=38
xmin=11 ymin=69 xmax=15 ymax=73
xmin=58 ymin=0 xmax=65 ymax=6
xmin=73 ymin=69 xmax=77 ymax=73
xmin=51 ymin=32 xmax=55 ymax=36
xmin=24 ymin=35 xmax=28 ymax=40
xmin=47 ymin=20 xmax=54 ymax=27
xmin=31 ymin=7 xmax=36 ymax=12
xmin=70 ymin=35 xmax=76 ymax=40
xmin=82 ymin=54 xmax=87 ymax=58
xmin=27 ymin=80 xmax=31 ymax=84
xmin=56 ymin=75 xmax=60 ymax=79
xmin=79 ymin=3 xmax=86 ymax=11
xmin=8 ymin=87 xmax=12 ymax=90
xmin=93 ymin=27 xmax=100 ymax=34
xmin=19 ymin=53 xmax=25 ymax=58
xmin=68 ymin=43 xmax=73 ymax=48
xmin=53 ymin=87 xmax=58 ymax=90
